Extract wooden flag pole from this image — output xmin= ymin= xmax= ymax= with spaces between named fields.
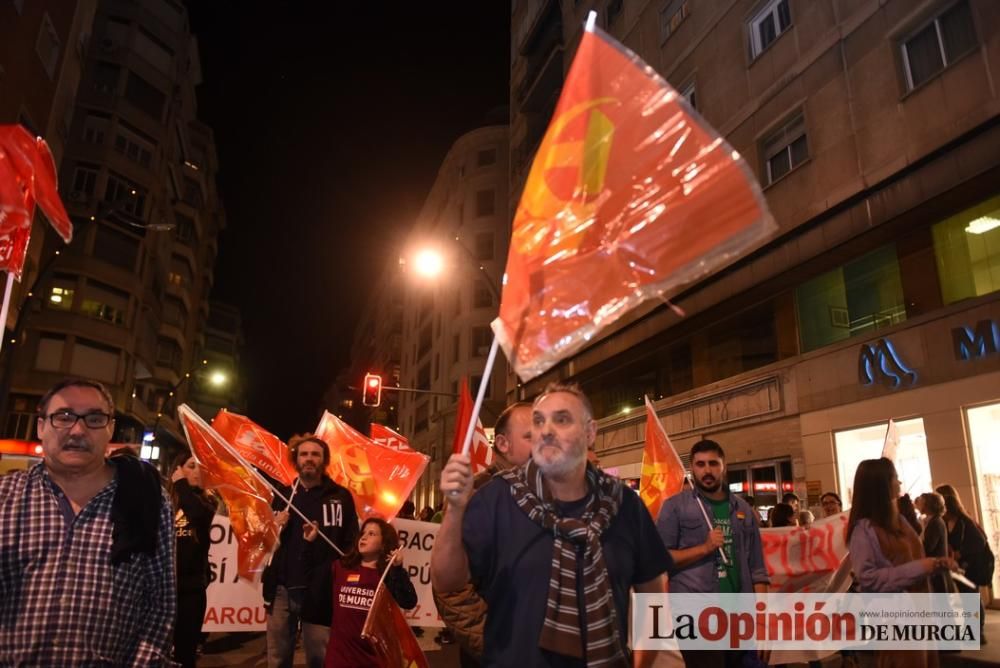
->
xmin=0 ymin=273 xmax=15 ymax=355
xmin=179 ymin=405 xmax=345 ymax=556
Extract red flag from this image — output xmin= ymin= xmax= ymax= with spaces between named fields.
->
xmin=639 ymin=396 xmax=686 ymax=521
xmin=362 ymin=579 xmax=430 ymax=668
xmin=0 ymin=125 xmax=73 ymax=278
xmin=178 ymin=405 xmax=278 ymax=581
xmin=491 ymin=25 xmax=774 ymax=381
xmin=314 ymin=411 xmax=429 ymax=520
xmin=451 ymin=378 xmax=492 ymax=476
xmin=370 ymin=423 xmax=414 ymax=453
xmin=212 ymin=409 xmax=297 ymax=485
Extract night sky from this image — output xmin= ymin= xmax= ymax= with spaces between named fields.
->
xmin=185 ymin=3 xmax=510 ymax=438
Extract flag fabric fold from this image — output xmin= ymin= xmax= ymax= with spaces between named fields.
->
xmin=370 ymin=423 xmax=414 ymax=453
xmin=491 ymin=25 xmax=775 ymax=381
xmin=178 ymin=405 xmax=278 ymax=581
xmin=638 ymin=396 xmax=686 ymax=521
xmin=211 ymin=409 xmax=297 ymax=486
xmin=314 ymin=411 xmax=429 ymax=520
xmin=450 ymin=377 xmax=492 ymax=476
xmin=362 ymin=579 xmax=429 ymax=668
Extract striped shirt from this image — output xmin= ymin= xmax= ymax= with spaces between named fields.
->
xmin=0 ymin=462 xmax=176 ymax=666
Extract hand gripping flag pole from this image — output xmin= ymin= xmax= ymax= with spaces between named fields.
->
xmin=685 ymin=475 xmax=730 ymax=565
xmin=179 ymin=404 xmax=344 ymax=556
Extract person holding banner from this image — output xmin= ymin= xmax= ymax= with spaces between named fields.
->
xmin=306 ymin=517 xmax=416 ymax=667
xmin=0 ymin=378 xmax=176 ymax=666
xmin=262 ymin=435 xmax=359 ymax=668
xmin=656 ymin=439 xmax=770 ymax=668
xmin=171 ymin=452 xmax=217 ymax=667
xmin=433 ymin=383 xmax=673 ymax=667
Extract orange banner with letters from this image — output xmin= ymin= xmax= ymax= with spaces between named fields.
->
xmin=370 ymin=423 xmax=414 ymax=453
xmin=362 ymin=578 xmax=430 ymax=668
xmin=212 ymin=409 xmax=297 ymax=486
xmin=492 ymin=26 xmax=774 ymax=381
xmin=179 ymin=405 xmax=278 ymax=581
xmin=315 ymin=411 xmax=429 ymax=520
xmin=639 ymin=396 xmax=685 ymax=522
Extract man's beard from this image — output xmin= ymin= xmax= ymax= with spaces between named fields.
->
xmin=694 ymin=474 xmax=722 ymax=493
xmin=532 ymin=439 xmax=586 ymax=480
xmin=298 ymin=463 xmax=321 ymax=480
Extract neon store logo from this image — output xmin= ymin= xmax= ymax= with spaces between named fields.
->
xmin=858 ymin=339 xmax=917 ymax=389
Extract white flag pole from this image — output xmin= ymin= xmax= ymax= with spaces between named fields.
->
xmin=0 ymin=273 xmax=15 ymax=355
xmin=459 ymin=335 xmax=500 ymax=457
xmin=179 ymin=405 xmax=344 ymax=556
xmin=685 ymin=475 xmax=730 ymax=565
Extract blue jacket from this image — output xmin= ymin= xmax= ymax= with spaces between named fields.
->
xmin=656 ymin=487 xmax=769 ymax=593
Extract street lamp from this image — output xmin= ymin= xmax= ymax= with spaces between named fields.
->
xmin=150 ymin=359 xmax=229 ymax=456
xmin=403 ymin=238 xmax=502 ymax=302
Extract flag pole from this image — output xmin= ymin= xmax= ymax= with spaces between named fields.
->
xmin=179 ymin=405 xmax=344 ymax=556
xmin=685 ymin=475 xmax=730 ymax=565
xmin=459 ymin=335 xmax=500 ymax=457
xmin=0 ymin=273 xmax=15 ymax=355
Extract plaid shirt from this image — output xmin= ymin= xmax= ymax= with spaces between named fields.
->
xmin=0 ymin=462 xmax=177 ymax=666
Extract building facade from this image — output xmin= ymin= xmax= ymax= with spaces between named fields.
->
xmin=510 ymin=0 xmax=1000 ymax=590
xmin=187 ymin=300 xmax=246 ymax=421
xmin=398 ymin=125 xmax=510 ymax=510
xmin=1 ymin=0 xmax=225 ymax=468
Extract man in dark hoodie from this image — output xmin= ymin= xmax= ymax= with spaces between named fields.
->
xmin=262 ymin=434 xmax=358 ymax=668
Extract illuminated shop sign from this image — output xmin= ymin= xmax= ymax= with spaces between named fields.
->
xmin=858 ymin=338 xmax=917 ymax=389
xmin=952 ymin=320 xmax=999 ymax=360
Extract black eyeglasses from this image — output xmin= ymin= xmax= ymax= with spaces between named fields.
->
xmin=44 ymin=410 xmax=113 ymax=430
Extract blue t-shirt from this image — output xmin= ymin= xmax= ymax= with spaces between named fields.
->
xmin=463 ymin=477 xmax=673 ymax=667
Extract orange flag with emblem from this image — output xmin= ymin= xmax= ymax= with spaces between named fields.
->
xmin=212 ymin=409 xmax=297 ymax=485
xmin=639 ymin=396 xmax=686 ymax=521
xmin=362 ymin=578 xmax=430 ymax=668
xmin=492 ymin=21 xmax=775 ymax=381
xmin=314 ymin=411 xmax=429 ymax=520
xmin=451 ymin=377 xmax=493 ymax=476
xmin=370 ymin=423 xmax=414 ymax=453
xmin=178 ymin=404 xmax=278 ymax=581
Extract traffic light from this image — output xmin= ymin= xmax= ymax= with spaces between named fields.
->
xmin=362 ymin=373 xmax=382 ymax=407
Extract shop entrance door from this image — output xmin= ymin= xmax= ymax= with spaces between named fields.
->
xmin=726 ymin=458 xmax=793 ymax=523
xmin=967 ymin=402 xmax=1000 ymax=595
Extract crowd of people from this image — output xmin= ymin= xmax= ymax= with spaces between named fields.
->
xmin=0 ymin=376 xmax=993 ymax=667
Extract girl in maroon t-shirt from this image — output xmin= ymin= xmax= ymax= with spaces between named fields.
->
xmin=306 ymin=517 xmax=417 ymax=667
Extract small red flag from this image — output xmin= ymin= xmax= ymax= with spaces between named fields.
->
xmin=362 ymin=579 xmax=430 ymax=668
xmin=178 ymin=405 xmax=278 ymax=581
xmin=491 ymin=26 xmax=774 ymax=381
xmin=212 ymin=409 xmax=297 ymax=486
xmin=451 ymin=378 xmax=493 ymax=476
xmin=370 ymin=423 xmax=414 ymax=453
xmin=639 ymin=396 xmax=686 ymax=521
xmin=314 ymin=411 xmax=429 ymax=520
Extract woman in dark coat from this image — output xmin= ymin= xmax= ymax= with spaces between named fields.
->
xmin=915 ymin=492 xmax=955 ymax=593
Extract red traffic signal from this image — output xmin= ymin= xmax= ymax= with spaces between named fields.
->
xmin=362 ymin=373 xmax=382 ymax=407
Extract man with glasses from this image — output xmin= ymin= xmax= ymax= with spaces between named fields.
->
xmin=0 ymin=378 xmax=176 ymax=666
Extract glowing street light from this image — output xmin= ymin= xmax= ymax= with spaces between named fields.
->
xmin=209 ymin=370 xmax=228 ymax=387
xmin=412 ymin=248 xmax=445 ymax=278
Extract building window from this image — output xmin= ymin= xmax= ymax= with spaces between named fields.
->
xmin=474 ymin=232 xmax=494 ymax=261
xmin=706 ymin=302 xmax=778 ymax=382
xmin=35 ymin=13 xmax=61 ymax=80
xmin=473 ymin=280 xmax=493 ymax=308
xmin=476 ymin=148 xmax=497 ymax=167
xmin=168 ymin=255 xmax=193 ymax=288
xmin=681 ymin=80 xmax=696 ymax=110
xmin=418 ymin=324 xmax=432 ymax=359
xmin=156 ymin=338 xmax=182 ymax=371
xmin=901 ymin=1 xmax=976 ymax=91
xmin=124 ymin=71 xmax=166 ymax=120
xmin=71 ymin=165 xmax=98 ymax=197
xmin=35 ymin=335 xmax=65 ymax=372
xmin=113 ymin=121 xmax=155 ymax=168
xmin=92 ymin=61 xmax=120 ymax=95
xmin=162 ymin=296 xmax=187 ymax=329
xmin=966 ymin=403 xmax=1000 ymax=593
xmin=761 ymin=114 xmax=807 ymax=185
xmin=932 ymin=194 xmax=1000 ymax=305
xmin=70 ymin=338 xmax=119 ymax=383
xmin=659 ymin=0 xmax=690 ymax=43
xmin=182 ymin=176 xmax=203 ymax=208
xmin=835 ymin=419 xmax=931 ymax=506
xmin=82 ymin=112 xmax=110 ymax=145
xmin=81 ymin=281 xmax=129 ymax=326
xmin=104 ymin=172 xmax=146 ymax=218
xmin=475 ymin=189 xmax=495 ymax=218
xmin=472 ymin=326 xmax=491 ymax=356
xmin=414 ymin=402 xmax=429 ymax=434
xmin=795 ymin=244 xmax=907 ymax=353
xmin=46 ymin=278 xmax=75 ymax=311
xmin=174 ymin=213 xmax=197 ymax=245
xmin=749 ymin=0 xmax=791 ymax=58
xmin=93 ymin=224 xmax=139 ymax=271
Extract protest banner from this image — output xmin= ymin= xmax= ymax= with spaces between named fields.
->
xmin=392 ymin=518 xmax=444 ymax=628
xmin=203 ymin=514 xmax=267 ymax=632
xmin=760 ymin=511 xmax=850 ymax=593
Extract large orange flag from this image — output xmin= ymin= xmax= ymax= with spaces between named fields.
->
xmin=314 ymin=411 xmax=429 ymax=520
xmin=178 ymin=405 xmax=278 ymax=580
xmin=639 ymin=396 xmax=686 ymax=521
xmin=492 ymin=22 xmax=775 ymax=381
xmin=450 ymin=377 xmax=492 ymax=476
xmin=212 ymin=409 xmax=297 ymax=485
xmin=362 ymin=580 xmax=429 ymax=668
xmin=370 ymin=423 xmax=414 ymax=453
